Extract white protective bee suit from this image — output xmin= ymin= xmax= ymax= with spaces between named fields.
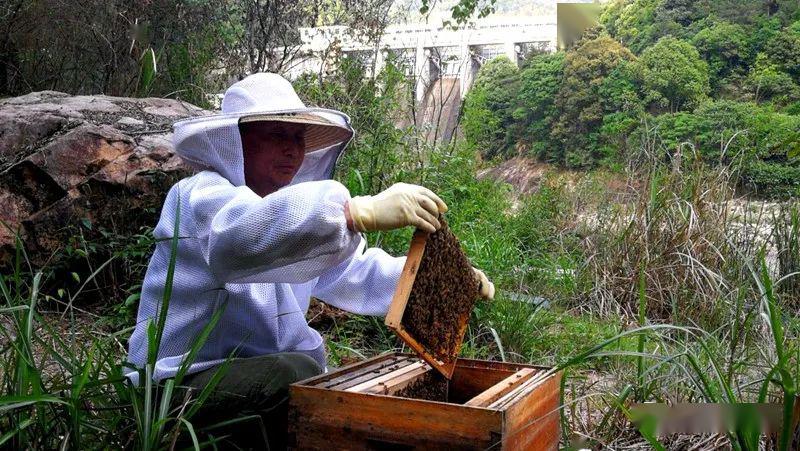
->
xmin=126 ymin=74 xmax=405 ymax=384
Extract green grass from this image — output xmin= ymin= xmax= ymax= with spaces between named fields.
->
xmin=0 ymin=206 xmax=240 ymax=449
xmin=1 ymin=129 xmax=799 ymax=449
xmin=469 ymin=297 xmax=628 ymax=366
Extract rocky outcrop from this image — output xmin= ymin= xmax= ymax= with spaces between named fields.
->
xmin=0 ymin=91 xmax=209 ymax=266
xmin=477 ymin=157 xmax=548 ymax=195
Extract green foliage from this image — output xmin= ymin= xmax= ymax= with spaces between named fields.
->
xmin=0 ymin=215 xmax=235 ymax=448
xmin=461 ymin=56 xmax=520 ymax=159
xmin=474 ymin=297 xmax=625 ymax=365
xmin=691 ymin=21 xmax=752 ymax=88
xmin=513 ymin=52 xmax=565 ymax=158
xmin=294 ymin=57 xmax=412 ymax=197
xmin=637 ymin=100 xmax=800 ymax=196
xmin=600 ymin=0 xmax=660 ymax=54
xmin=419 ymin=0 xmax=497 ymax=26
xmin=552 ymin=35 xmax=637 ymax=167
xmin=460 ymin=1 xmax=800 ymax=193
xmin=653 ymin=0 xmax=700 ymax=27
xmin=741 ymin=161 xmax=800 ymax=198
xmin=764 ymin=31 xmax=800 ymax=80
xmin=137 ymin=48 xmax=158 ymax=96
xmin=746 ymin=53 xmax=799 ymax=104
xmin=0 ymin=0 xmax=240 ymax=105
xmin=634 ymin=36 xmax=710 ymax=111
xmin=690 ymin=100 xmax=755 ymax=160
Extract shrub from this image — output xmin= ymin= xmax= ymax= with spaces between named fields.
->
xmin=294 ymin=57 xmax=414 ymax=197
xmin=600 ymin=0 xmax=660 ymax=54
xmin=634 ymin=36 xmax=710 ymax=112
xmin=764 ymin=29 xmax=800 ymax=79
xmin=513 ymin=52 xmax=565 ymax=159
xmin=691 ymin=21 xmax=752 ymax=89
xmin=551 ymin=35 xmax=637 ymax=168
xmin=741 ymin=161 xmax=800 ymax=198
xmin=462 ymin=56 xmax=520 ymax=159
xmin=746 ymin=53 xmax=799 ymax=105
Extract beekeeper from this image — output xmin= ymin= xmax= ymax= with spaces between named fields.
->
xmin=126 ymin=73 xmax=494 ymax=447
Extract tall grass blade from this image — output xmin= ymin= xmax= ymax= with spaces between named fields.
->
xmin=636 ymin=268 xmax=647 ymax=402
xmin=177 ymin=417 xmax=201 ymax=450
xmin=154 ymin=379 xmax=174 ymax=442
xmin=0 ymin=417 xmax=33 ymax=446
xmin=0 ymin=394 xmax=68 ymax=411
xmin=150 ymin=199 xmax=181 ymax=366
xmin=489 ymin=327 xmax=505 ymax=362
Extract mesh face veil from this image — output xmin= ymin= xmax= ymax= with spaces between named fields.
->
xmin=171 ymin=73 xmax=354 ymax=187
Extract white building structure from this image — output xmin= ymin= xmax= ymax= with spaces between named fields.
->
xmin=287 ymin=16 xmax=557 ymax=101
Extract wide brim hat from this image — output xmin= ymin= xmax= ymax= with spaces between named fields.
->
xmin=239 ymin=111 xmax=353 ymax=153
xmin=178 ymin=73 xmax=354 ymax=155
xmin=223 ymin=73 xmax=353 ymax=153
xmin=172 ymin=73 xmax=355 ymax=187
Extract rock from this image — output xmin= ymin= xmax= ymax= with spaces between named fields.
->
xmin=116 ymin=116 xmax=145 ymax=128
xmin=476 ymin=157 xmax=548 ymax=195
xmin=0 ymin=91 xmax=211 ymax=266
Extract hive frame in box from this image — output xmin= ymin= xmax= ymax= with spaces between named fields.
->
xmin=384 ymin=229 xmax=474 ymax=379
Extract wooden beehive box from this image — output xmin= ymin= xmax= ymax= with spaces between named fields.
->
xmin=288 ymin=353 xmax=562 ymax=450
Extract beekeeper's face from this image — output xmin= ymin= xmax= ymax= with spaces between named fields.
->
xmin=240 ymin=121 xmax=306 ymax=195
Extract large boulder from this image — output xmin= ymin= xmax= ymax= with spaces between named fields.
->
xmin=0 ymin=91 xmax=209 ymax=266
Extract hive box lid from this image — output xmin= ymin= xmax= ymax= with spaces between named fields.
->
xmin=384 ymin=229 xmax=478 ymax=379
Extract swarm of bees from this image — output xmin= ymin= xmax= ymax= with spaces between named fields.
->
xmin=403 ymin=217 xmax=480 ymax=366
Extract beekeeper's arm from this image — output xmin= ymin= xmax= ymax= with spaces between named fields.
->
xmin=311 ymin=238 xmax=405 ymax=316
xmin=312 ymin=182 xmax=454 ymax=315
xmin=190 ymin=174 xmax=361 ymax=284
xmin=346 ymin=184 xmax=494 ymax=301
xmin=190 ymin=175 xmax=447 ymax=285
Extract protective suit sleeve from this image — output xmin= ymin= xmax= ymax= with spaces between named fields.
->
xmin=188 ymin=173 xmax=361 ymax=284
xmin=311 ymin=237 xmax=406 ymax=316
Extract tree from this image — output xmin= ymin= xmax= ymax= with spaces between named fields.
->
xmin=512 ymin=53 xmax=565 ymax=159
xmin=0 ymin=0 xmax=240 ymax=102
xmin=764 ymin=31 xmax=800 ymax=80
xmin=691 ymin=21 xmax=752 ymax=88
xmin=653 ymin=0 xmax=701 ymax=27
xmin=746 ymin=53 xmax=798 ymax=104
xmin=294 ymin=57 xmax=412 ymax=196
xmin=600 ymin=0 xmax=660 ymax=54
xmin=462 ymin=56 xmax=519 ymax=159
xmin=419 ymin=0 xmax=497 ymax=26
xmin=635 ymin=36 xmax=710 ymax=111
xmin=551 ymin=35 xmax=637 ymax=167
xmin=241 ymin=0 xmax=393 ymax=75
xmin=0 ymin=0 xmax=395 ymax=100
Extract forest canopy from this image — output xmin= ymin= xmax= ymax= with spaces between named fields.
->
xmin=462 ymin=0 xmax=800 ymax=198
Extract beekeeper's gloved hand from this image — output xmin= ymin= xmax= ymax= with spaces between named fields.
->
xmin=346 ymin=183 xmax=448 ymax=233
xmin=473 ymin=267 xmax=495 ymax=300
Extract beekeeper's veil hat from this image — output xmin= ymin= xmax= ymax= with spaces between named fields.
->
xmin=172 ymin=73 xmax=354 ymax=187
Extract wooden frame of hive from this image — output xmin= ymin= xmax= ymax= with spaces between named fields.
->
xmin=384 ymin=229 xmax=474 ymax=378
xmin=288 ymin=353 xmax=562 ymax=450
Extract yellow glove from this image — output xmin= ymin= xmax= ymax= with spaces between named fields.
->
xmin=473 ymin=267 xmax=495 ymax=300
xmin=347 ymin=183 xmax=448 ymax=233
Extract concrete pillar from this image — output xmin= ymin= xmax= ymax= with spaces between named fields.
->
xmin=374 ymin=47 xmax=386 ymax=78
xmin=458 ymin=43 xmax=471 ymax=99
xmin=504 ymin=41 xmax=517 ymax=66
xmin=414 ymin=44 xmax=428 ymax=102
